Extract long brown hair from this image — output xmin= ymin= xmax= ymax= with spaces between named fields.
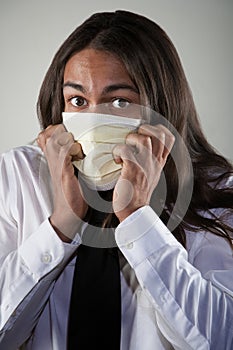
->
xmin=37 ymin=10 xmax=233 ymax=247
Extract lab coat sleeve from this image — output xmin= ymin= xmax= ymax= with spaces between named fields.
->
xmin=115 ymin=206 xmax=233 ymax=350
xmin=0 ymin=148 xmax=80 ymax=349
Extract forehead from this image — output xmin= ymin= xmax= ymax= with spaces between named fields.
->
xmin=64 ymin=48 xmax=132 ymax=83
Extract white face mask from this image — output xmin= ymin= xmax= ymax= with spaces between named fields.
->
xmin=62 ymin=112 xmax=144 ymax=191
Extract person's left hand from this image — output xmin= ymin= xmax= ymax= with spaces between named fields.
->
xmin=112 ymin=124 xmax=175 ymax=222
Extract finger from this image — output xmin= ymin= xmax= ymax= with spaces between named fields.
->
xmin=112 ymin=143 xmax=137 ymax=165
xmin=69 ymin=141 xmax=85 ymax=160
xmin=139 ymin=124 xmax=175 ymax=154
xmin=138 ymin=124 xmax=175 ymax=161
xmin=57 ymin=138 xmax=84 ymax=173
xmin=37 ymin=124 xmax=64 ymax=151
xmin=125 ymin=132 xmax=152 ymax=156
xmin=56 ymin=131 xmax=74 ymax=147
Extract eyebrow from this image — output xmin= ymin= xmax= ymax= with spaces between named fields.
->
xmin=63 ymin=81 xmax=139 ymax=95
xmin=63 ymin=82 xmax=86 ymax=93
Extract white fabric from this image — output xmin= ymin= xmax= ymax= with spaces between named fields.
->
xmin=63 ymin=112 xmax=143 ymax=190
xmin=0 ymin=145 xmax=232 ymax=350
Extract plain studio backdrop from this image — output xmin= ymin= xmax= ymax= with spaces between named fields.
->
xmin=0 ymin=0 xmax=232 ymax=161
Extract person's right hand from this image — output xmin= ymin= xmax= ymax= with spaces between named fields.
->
xmin=37 ymin=124 xmax=88 ymax=242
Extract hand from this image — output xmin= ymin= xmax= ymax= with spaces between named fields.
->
xmin=112 ymin=124 xmax=175 ymax=222
xmin=37 ymin=124 xmax=88 ymax=242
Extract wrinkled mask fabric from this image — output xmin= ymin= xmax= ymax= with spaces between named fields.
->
xmin=62 ymin=112 xmax=143 ymax=190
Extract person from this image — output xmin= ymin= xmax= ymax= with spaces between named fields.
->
xmin=0 ymin=9 xmax=233 ymax=350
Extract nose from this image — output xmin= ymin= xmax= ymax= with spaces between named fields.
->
xmin=81 ymin=103 xmax=114 ymax=115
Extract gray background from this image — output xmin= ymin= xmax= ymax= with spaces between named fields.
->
xmin=0 ymin=0 xmax=232 ymax=160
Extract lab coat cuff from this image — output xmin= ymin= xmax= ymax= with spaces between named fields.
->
xmin=18 ymin=219 xmax=77 ymax=280
xmin=115 ymin=206 xmax=180 ymax=268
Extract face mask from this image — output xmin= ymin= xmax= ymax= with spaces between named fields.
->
xmin=62 ymin=112 xmax=144 ymax=191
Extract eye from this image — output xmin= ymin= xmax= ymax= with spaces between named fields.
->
xmin=70 ymin=96 xmax=87 ymax=107
xmin=112 ymin=98 xmax=130 ymax=109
